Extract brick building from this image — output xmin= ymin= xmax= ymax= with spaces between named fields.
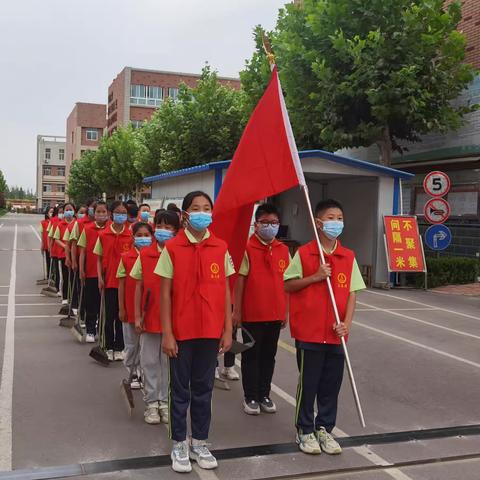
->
xmin=36 ymin=135 xmax=67 ymax=211
xmin=65 ymin=103 xmax=106 ymax=188
xmin=107 ymin=67 xmax=240 ymax=134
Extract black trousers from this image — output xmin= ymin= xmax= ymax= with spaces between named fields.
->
xmin=59 ymin=259 xmax=69 ymax=301
xmin=71 ymin=270 xmax=80 ymax=309
xmin=241 ymin=321 xmax=281 ymax=402
xmin=295 ymin=346 xmax=345 ymax=434
xmin=84 ymin=277 xmax=100 ymax=335
xmin=52 ymin=257 xmax=60 ymax=292
xmin=44 ymin=250 xmax=51 ymax=279
xmin=221 ymin=330 xmax=236 ymax=368
xmin=169 ymin=339 xmax=219 ymax=442
xmin=104 ymin=288 xmax=124 ymax=351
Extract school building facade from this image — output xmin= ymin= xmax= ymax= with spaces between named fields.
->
xmin=65 ymin=102 xmax=107 ymax=191
xmin=143 ymin=150 xmax=413 ymax=288
xmin=107 ymin=67 xmax=240 ymax=135
xmin=36 ymin=135 xmax=67 ymax=211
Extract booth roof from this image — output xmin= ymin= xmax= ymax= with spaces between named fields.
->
xmin=143 ymin=149 xmax=414 ymax=184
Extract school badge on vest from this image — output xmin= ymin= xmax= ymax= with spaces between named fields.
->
xmin=278 ymin=258 xmax=287 ymax=272
xmin=210 ymin=262 xmax=220 ymax=279
xmin=337 ymin=272 xmax=347 ymax=288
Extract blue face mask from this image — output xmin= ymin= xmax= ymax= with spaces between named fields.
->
xmin=64 ymin=210 xmax=74 ymax=219
xmin=257 ymin=223 xmax=279 ymax=242
xmin=88 ymin=207 xmax=94 ymax=217
xmin=155 ymin=228 xmax=174 ymax=243
xmin=58 ymin=213 xmax=64 ymax=220
xmin=140 ymin=211 xmax=150 ymax=222
xmin=113 ymin=213 xmax=127 ymax=225
xmin=134 ymin=237 xmax=152 ymax=249
xmin=321 ymin=220 xmax=344 ymax=240
xmin=188 ymin=212 xmax=212 ymax=231
xmin=77 ymin=213 xmax=85 ymax=219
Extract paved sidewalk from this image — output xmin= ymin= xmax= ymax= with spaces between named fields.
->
xmin=430 ymin=283 xmax=480 ymax=296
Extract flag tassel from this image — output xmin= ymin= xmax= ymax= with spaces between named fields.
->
xmin=301 ymin=184 xmax=366 ymax=428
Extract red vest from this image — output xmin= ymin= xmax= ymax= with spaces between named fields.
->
xmin=98 ymin=226 xmax=133 ymax=289
xmin=49 ymin=217 xmax=60 ymax=258
xmin=41 ymin=220 xmax=49 ymax=251
xmin=139 ymin=243 xmax=162 ymax=333
xmin=289 ymin=240 xmax=354 ymax=345
xmin=119 ymin=247 xmax=139 ymax=324
xmin=52 ymin=219 xmax=73 ymax=259
xmin=167 ymin=230 xmax=228 ymax=341
xmin=81 ymin=222 xmax=108 ymax=278
xmin=242 ymin=235 xmax=289 ymax=322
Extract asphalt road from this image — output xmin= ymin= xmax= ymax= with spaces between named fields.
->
xmin=0 ymin=213 xmax=480 ymax=480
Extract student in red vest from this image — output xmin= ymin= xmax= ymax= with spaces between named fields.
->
xmin=131 ymin=210 xmax=180 ymax=425
xmin=157 ymin=191 xmax=233 ymax=473
xmin=126 ymin=201 xmax=139 ymax=226
xmin=48 ymin=205 xmax=62 ymax=295
xmin=94 ymin=201 xmax=133 ymax=361
xmin=78 ymin=201 xmax=109 ymax=343
xmin=138 ymin=203 xmax=152 ymax=223
xmin=40 ymin=206 xmax=53 ymax=280
xmin=284 ymin=199 xmax=365 ymax=456
xmin=117 ymin=221 xmax=153 ymax=390
xmin=232 ymin=203 xmax=290 ymax=415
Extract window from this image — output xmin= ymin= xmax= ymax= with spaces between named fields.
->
xmin=131 ymin=120 xmax=144 ymax=129
xmin=86 ymin=129 xmax=98 ymax=141
xmin=80 ymin=150 xmax=86 ymax=156
xmin=168 ymin=87 xmax=179 ymax=101
xmin=45 ymin=148 xmax=51 ymax=160
xmin=59 ymin=149 xmax=64 ymax=161
xmin=43 ymin=184 xmax=52 ymax=193
xmin=130 ymin=84 xmax=147 ymax=105
xmin=43 ymin=166 xmax=51 ymax=176
xmin=71 ymin=132 xmax=74 ymax=143
xmin=59 ymin=185 xmax=65 ymax=193
xmin=147 ymin=86 xmax=163 ymax=106
xmin=57 ymin=167 xmax=65 ymax=177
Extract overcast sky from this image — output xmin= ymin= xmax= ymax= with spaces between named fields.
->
xmin=0 ymin=0 xmax=286 ymax=191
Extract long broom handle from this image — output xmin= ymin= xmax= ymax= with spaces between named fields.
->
xmin=301 ymin=185 xmax=366 ymax=428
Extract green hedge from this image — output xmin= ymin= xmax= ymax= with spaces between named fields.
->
xmin=416 ymin=257 xmax=480 ymax=288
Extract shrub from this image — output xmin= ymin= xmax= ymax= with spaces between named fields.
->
xmin=416 ymin=257 xmax=479 ymax=288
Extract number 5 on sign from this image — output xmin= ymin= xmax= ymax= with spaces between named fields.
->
xmin=423 ymin=171 xmax=450 ymax=198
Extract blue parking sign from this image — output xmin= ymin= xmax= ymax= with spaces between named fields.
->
xmin=424 ymin=224 xmax=452 ymax=251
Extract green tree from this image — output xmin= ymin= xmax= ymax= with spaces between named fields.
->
xmin=67 ymin=151 xmax=102 ymax=203
xmin=242 ymin=0 xmax=478 ymax=165
xmin=93 ymin=126 xmax=146 ymax=196
xmin=139 ymin=65 xmax=246 ymax=175
xmin=0 ymin=170 xmax=7 ymax=209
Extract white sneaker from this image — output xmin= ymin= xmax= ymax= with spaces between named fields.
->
xmin=106 ymin=350 xmax=114 ymax=362
xmin=130 ymin=375 xmax=141 ymax=390
xmin=221 ymin=366 xmax=240 ymax=380
xmin=61 ymin=299 xmax=68 ymax=305
xmin=259 ymin=397 xmax=277 ymax=413
xmin=171 ymin=440 xmax=192 ymax=473
xmin=296 ymin=432 xmax=321 ymax=455
xmin=243 ymin=399 xmax=260 ymax=415
xmin=159 ymin=402 xmax=169 ymax=424
xmin=215 ymin=367 xmax=221 ymax=380
xmin=144 ymin=403 xmax=161 ymax=425
xmin=72 ymin=308 xmax=78 ymax=316
xmin=190 ymin=439 xmax=218 ymax=469
xmin=317 ymin=427 xmax=342 ymax=454
xmin=114 ymin=351 xmax=125 ymax=361
xmin=85 ymin=334 xmax=95 ymax=343
xmin=56 ymin=292 xmax=62 ymax=297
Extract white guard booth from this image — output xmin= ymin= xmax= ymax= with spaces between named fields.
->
xmin=144 ymin=150 xmax=413 ymax=287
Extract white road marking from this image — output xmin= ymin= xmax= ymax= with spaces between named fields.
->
xmin=0 ymin=294 xmax=45 ymax=297
xmin=29 ymin=225 xmax=41 ymax=242
xmin=364 ymin=290 xmax=480 ymax=321
xmin=0 ymin=224 xmax=16 ymax=470
xmin=235 ymin=358 xmax=413 ymax=480
xmin=192 ymin=464 xmax=220 ymax=480
xmin=358 ymin=301 xmax=480 ymax=341
xmin=357 ymin=307 xmax=436 ymax=312
xmin=356 ymin=322 xmax=480 ymax=369
xmin=0 ymin=303 xmax=59 ymax=307
xmin=13 ymin=315 xmax=64 ymax=319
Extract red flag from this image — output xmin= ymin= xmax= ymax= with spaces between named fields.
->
xmin=211 ymin=66 xmax=305 ymax=271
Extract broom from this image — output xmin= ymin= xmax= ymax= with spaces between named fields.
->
xmin=59 ymin=271 xmax=77 ymax=328
xmin=41 ymin=258 xmax=58 ymax=296
xmin=121 ymin=290 xmax=150 ymax=416
xmin=36 ymin=250 xmax=48 ymax=285
xmin=70 ymin=281 xmax=86 ymax=343
xmin=89 ymin=288 xmax=110 ymax=366
xmin=58 ymin=268 xmax=72 ymax=315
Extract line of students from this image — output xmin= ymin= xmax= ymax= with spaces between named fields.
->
xmin=39 ymin=192 xmax=365 ymax=474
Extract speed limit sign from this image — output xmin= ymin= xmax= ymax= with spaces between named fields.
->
xmin=423 ymin=171 xmax=450 ymax=197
